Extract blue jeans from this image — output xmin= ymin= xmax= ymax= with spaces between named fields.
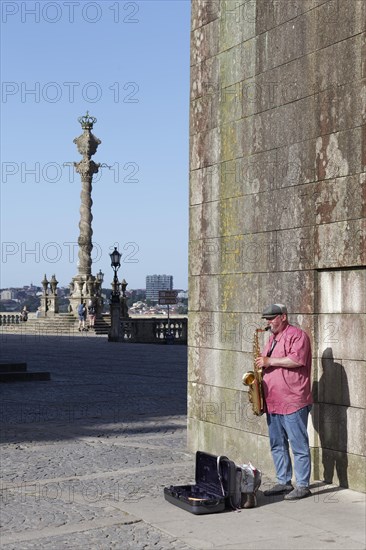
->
xmin=266 ymin=406 xmax=311 ymax=487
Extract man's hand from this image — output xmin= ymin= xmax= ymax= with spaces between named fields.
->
xmin=255 ymin=356 xmax=271 ymax=369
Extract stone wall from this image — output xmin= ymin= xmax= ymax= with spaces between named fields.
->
xmin=188 ymin=0 xmax=366 ymax=492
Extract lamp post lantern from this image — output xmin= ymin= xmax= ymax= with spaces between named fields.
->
xmin=110 ymin=247 xmax=121 ymax=303
xmin=96 ymin=269 xmax=104 ymax=285
xmin=108 ymin=247 xmax=123 ymax=341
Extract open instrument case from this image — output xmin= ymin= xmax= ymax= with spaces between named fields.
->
xmin=163 ymin=451 xmax=237 ymax=515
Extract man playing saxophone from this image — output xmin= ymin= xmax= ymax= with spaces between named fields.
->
xmin=255 ymin=304 xmax=313 ymax=500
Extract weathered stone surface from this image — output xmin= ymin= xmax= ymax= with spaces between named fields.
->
xmin=189 ymin=0 xmax=366 ymax=493
xmin=316 ymin=313 xmax=366 ymax=362
xmin=315 ymin=218 xmax=366 ymax=268
xmin=191 ymin=0 xmax=220 ymax=32
xmin=315 ymin=356 xmax=366 ymax=409
xmin=187 ymin=417 xmax=276 ymax=479
xmin=315 ymin=447 xmax=366 ymax=493
xmin=317 ymin=270 xmax=366 ymax=313
xmin=314 ymin=403 xmax=365 ymax=456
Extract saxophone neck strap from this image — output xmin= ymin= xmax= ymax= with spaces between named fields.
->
xmin=267 ymin=338 xmax=277 ymax=357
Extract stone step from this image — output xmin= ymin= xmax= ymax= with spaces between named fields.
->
xmin=0 ymin=362 xmax=27 ymax=372
xmin=0 ymin=362 xmax=51 ymax=382
xmin=0 ymin=315 xmax=111 ymax=336
xmin=0 ymin=371 xmax=51 ymax=382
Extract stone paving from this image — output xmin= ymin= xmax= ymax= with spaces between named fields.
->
xmin=1 ymin=332 xmax=365 ymax=550
xmin=0 ymin=333 xmax=193 ymax=549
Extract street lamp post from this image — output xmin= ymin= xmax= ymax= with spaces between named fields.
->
xmin=120 ymin=278 xmax=129 ymax=319
xmin=108 ymin=247 xmax=122 ymax=341
xmin=95 ymin=269 xmax=104 ymax=315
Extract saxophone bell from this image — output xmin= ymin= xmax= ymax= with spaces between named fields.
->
xmin=242 ymin=327 xmax=269 ymax=416
xmin=242 ymin=371 xmax=256 ymax=386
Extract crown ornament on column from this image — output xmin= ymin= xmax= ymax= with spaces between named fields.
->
xmin=74 ymin=112 xmax=101 ymax=157
xmin=78 ymin=111 xmax=97 ymax=130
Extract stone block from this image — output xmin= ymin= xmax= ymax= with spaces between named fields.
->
xmin=255 ymin=0 xmax=314 ymax=35
xmin=190 ymin=92 xmax=220 ymax=135
xmin=316 ymin=128 xmax=363 ymax=182
xmin=189 ymin=311 xmax=264 ymax=353
xmin=313 ymin=175 xmax=366 ymax=226
xmin=219 ymin=38 xmax=256 ymax=89
xmin=219 ymin=1 xmax=256 ymax=51
xmin=191 ymin=0 xmax=220 ymax=32
xmin=187 ymin=417 xmax=273 ymax=477
xmin=191 ymin=18 xmax=220 ymax=66
xmin=272 ymin=184 xmax=316 ymax=230
xmin=220 ymin=83 xmax=243 ymax=125
xmin=314 ymin=403 xmax=366 ymax=456
xmin=190 ymin=56 xmax=220 ymax=102
xmin=317 ymin=269 xmax=366 ymax=314
xmin=190 ymin=127 xmax=220 ymax=170
xmin=314 ymin=447 xmax=366 ymax=492
xmin=221 ymin=119 xmax=250 ymax=161
xmin=340 ymin=360 xmax=366 ymax=409
xmin=225 ymin=150 xmax=279 ymax=197
xmin=189 ymin=272 xmax=261 ymax=314
xmin=276 ymin=226 xmax=315 ymax=271
xmin=240 ymin=35 xmax=362 ymax=119
xmin=255 ymin=11 xmax=314 ymax=74
xmin=308 ymin=34 xmax=362 ymax=97
xmin=315 ymin=355 xmax=366 ymax=409
xmin=315 ymin=218 xmax=366 ymax=268
xmin=188 ymin=273 xmax=220 ymax=312
xmin=188 ymin=345 xmax=255 ymax=389
xmin=316 ymin=313 xmax=366 ymax=362
xmin=275 ymin=139 xmax=317 ymax=187
xmin=314 ymin=0 xmax=366 ymax=51
xmin=314 ymin=81 xmax=366 ymax=138
xmin=258 ymin=271 xmax=315 ymax=315
xmin=190 ymin=164 xmax=222 ymax=205
xmin=189 ymin=200 xmax=220 ymax=240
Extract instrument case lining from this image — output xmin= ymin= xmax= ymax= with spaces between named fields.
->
xmin=163 ymin=451 xmax=237 ymax=515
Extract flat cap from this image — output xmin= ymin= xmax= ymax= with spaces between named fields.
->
xmin=261 ymin=303 xmax=288 ymax=319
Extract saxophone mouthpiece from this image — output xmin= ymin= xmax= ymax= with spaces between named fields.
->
xmin=256 ymin=326 xmax=271 ymax=333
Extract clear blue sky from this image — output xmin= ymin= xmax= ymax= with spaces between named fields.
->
xmin=1 ymin=0 xmax=191 ymax=290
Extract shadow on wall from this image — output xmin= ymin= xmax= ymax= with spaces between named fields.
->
xmin=312 ymin=347 xmax=350 ymax=488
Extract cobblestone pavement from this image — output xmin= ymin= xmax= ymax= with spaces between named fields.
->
xmin=0 ymin=334 xmax=194 ymax=549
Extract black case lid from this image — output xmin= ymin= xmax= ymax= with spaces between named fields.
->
xmin=195 ymin=451 xmax=233 ymax=497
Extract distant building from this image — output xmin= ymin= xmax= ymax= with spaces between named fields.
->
xmin=146 ymin=275 xmax=173 ymax=302
xmin=0 ymin=290 xmax=16 ymax=300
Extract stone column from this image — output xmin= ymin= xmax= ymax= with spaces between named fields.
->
xmin=69 ymin=112 xmax=101 ymax=314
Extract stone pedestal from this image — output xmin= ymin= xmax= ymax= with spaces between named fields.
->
xmin=108 ymin=299 xmax=123 ymax=342
xmin=40 ymin=274 xmax=59 ymax=316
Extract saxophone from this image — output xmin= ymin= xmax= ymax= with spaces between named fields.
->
xmin=242 ymin=327 xmax=270 ymax=416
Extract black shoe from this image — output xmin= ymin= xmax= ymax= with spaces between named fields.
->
xmin=284 ymin=487 xmax=311 ymax=500
xmin=263 ymin=483 xmax=293 ymax=496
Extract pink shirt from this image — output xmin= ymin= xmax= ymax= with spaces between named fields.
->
xmin=262 ymin=324 xmax=313 ymax=414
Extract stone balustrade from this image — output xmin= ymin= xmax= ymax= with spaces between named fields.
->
xmin=0 ymin=313 xmax=188 ymax=344
xmin=0 ymin=313 xmax=21 ymax=325
xmin=120 ymin=318 xmax=187 ymax=344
